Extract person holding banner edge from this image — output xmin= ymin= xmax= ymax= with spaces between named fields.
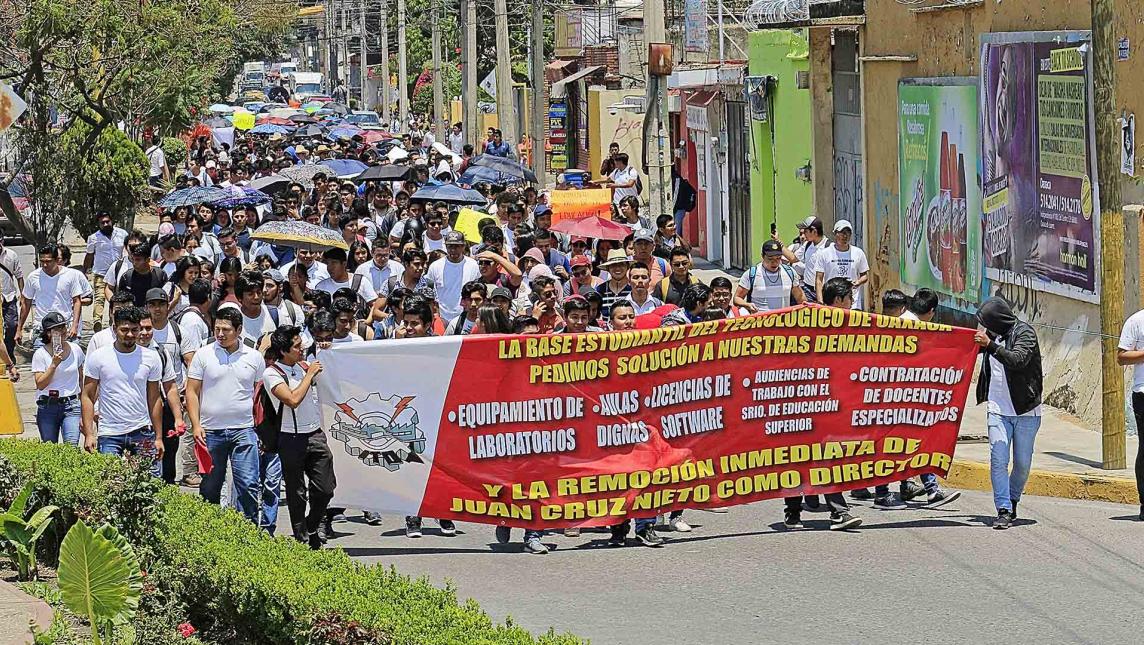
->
xmin=783 ymin=277 xmax=863 ymax=532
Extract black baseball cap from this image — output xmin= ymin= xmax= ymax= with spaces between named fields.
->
xmin=761 ymin=240 xmax=784 ymax=258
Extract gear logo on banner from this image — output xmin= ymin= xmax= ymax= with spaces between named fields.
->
xmin=331 ymin=394 xmax=427 ymax=472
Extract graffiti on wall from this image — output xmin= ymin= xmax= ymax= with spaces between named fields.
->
xmin=833 ymin=153 xmax=864 ymax=245
xmin=869 ymin=180 xmax=898 ymax=309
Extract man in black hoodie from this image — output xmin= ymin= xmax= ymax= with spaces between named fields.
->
xmin=974 ymin=297 xmax=1043 ymax=530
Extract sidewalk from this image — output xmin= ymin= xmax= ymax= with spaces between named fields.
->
xmin=948 ymin=403 xmax=1139 ymax=505
xmin=0 ymin=580 xmax=53 ymax=644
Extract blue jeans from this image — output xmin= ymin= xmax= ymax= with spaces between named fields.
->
xmin=98 ymin=428 xmax=161 ymax=477
xmin=36 ymin=397 xmax=81 ymax=445
xmin=199 ymin=427 xmax=261 ymax=524
xmin=987 ymin=412 xmax=1041 ymax=511
xmin=673 ymin=209 xmax=687 ymax=235
xmin=260 ymin=452 xmax=282 ymax=535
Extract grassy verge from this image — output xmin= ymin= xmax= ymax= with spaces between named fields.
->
xmin=0 ymin=439 xmax=583 ymax=644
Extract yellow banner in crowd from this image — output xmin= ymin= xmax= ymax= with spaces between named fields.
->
xmin=550 ymin=188 xmax=613 ymax=225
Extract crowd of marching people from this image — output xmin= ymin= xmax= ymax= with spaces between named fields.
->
xmin=0 ymin=117 xmax=1054 ymax=554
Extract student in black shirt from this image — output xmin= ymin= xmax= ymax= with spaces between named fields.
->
xmin=116 ymin=244 xmax=168 ymax=307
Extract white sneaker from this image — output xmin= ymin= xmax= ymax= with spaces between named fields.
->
xmin=668 ymin=517 xmax=692 ymax=532
xmin=524 ymin=537 xmax=549 ymax=554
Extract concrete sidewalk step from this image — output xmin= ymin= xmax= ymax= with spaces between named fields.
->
xmin=0 ymin=580 xmax=53 ymax=645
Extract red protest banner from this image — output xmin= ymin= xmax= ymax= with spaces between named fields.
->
xmin=318 ymin=305 xmax=978 ymax=529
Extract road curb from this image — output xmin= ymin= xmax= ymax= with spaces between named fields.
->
xmin=942 ymin=459 xmax=1140 ymax=506
xmin=0 ymin=579 xmax=54 ymax=644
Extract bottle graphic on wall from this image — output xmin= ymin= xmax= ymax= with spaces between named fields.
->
xmin=939 ymin=133 xmax=953 ymax=290
xmin=955 ymin=152 xmax=968 ymax=294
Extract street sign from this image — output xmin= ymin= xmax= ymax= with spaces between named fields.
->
xmin=0 ymin=83 xmax=27 ymax=131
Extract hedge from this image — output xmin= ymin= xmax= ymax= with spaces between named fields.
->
xmin=0 ymin=439 xmax=584 ymax=645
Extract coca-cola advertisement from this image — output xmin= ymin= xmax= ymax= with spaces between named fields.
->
xmin=897 ymin=79 xmax=982 ymax=302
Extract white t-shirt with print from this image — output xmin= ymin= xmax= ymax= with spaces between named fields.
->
xmin=813 ymin=244 xmax=869 ymax=310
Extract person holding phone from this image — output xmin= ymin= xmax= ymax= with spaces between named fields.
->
xmin=32 ymin=313 xmax=84 ymax=445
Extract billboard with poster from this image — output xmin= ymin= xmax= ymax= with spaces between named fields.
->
xmin=979 ymin=31 xmax=1100 ymax=303
xmin=898 ymin=79 xmax=982 ymax=301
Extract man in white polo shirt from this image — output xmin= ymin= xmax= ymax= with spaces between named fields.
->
xmin=80 ymin=306 xmax=165 ymax=476
xmin=186 ymin=306 xmax=267 ymax=525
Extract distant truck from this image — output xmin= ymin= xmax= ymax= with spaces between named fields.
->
xmin=240 ymin=62 xmax=266 ymax=92
xmin=288 ymin=72 xmax=324 ymax=102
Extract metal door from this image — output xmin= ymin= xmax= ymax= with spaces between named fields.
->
xmin=832 ymin=31 xmax=864 ymax=247
xmin=725 ymin=98 xmax=752 ymax=270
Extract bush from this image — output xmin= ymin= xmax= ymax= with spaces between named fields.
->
xmin=161 ymin=137 xmax=188 ymax=173
xmin=0 ymin=440 xmax=583 ymax=645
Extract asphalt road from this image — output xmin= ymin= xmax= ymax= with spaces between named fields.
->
xmin=308 ymin=490 xmax=1143 ymax=645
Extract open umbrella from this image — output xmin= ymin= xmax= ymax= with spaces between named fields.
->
xmin=270 ymin=107 xmax=301 ymax=119
xmin=361 ymin=130 xmax=391 ymax=145
xmin=319 ymin=158 xmax=368 ymax=178
xmin=208 ymin=104 xmax=235 ymax=113
xmin=251 ymin=220 xmax=349 ymax=251
xmin=325 ymin=102 xmax=350 ymax=116
xmin=356 ymin=164 xmax=412 ymax=182
xmin=292 ymin=124 xmax=324 ymax=138
xmin=457 ymin=164 xmax=527 ymax=186
xmin=249 ymin=174 xmax=291 ymax=195
xmin=231 ymin=111 xmax=256 ymax=130
xmin=277 ymin=163 xmax=325 ymax=188
xmin=257 ymin=115 xmax=295 ymax=126
xmin=159 ymin=186 xmax=232 ymax=209
xmin=289 ymin=114 xmax=319 ymax=124
xmin=208 ymin=186 xmax=272 ymax=209
xmin=251 ymin=123 xmax=292 ymax=136
xmin=410 ymin=183 xmax=486 ymax=205
xmin=327 ymin=126 xmax=364 ymax=140
xmin=202 ymin=116 xmax=231 ymax=128
xmin=549 ymin=215 xmax=631 ymax=241
xmin=470 ymin=154 xmax=538 ymax=183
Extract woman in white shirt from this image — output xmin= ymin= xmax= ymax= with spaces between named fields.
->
xmin=32 ymin=312 xmax=85 ymax=445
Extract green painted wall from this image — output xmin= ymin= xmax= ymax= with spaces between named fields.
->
xmin=748 ymin=29 xmax=815 ymax=257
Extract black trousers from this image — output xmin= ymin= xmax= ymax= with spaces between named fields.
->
xmin=1133 ymin=393 xmax=1144 ymax=507
xmin=278 ymin=430 xmax=337 ymax=541
xmin=2 ymin=298 xmax=16 ymax=361
xmin=784 ymin=493 xmax=848 ymax=517
xmin=160 ymin=401 xmax=179 ymax=484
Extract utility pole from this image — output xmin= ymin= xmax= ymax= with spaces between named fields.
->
xmin=493 ymin=0 xmax=518 ymax=153
xmin=463 ymin=0 xmax=479 ymax=146
xmin=431 ymin=0 xmax=446 ymax=141
xmin=397 ymin=0 xmax=409 ymax=131
xmin=379 ymin=0 xmax=391 ymax=125
xmin=359 ymin=0 xmax=368 ymax=106
xmin=323 ymin=0 xmax=334 ymax=81
xmin=642 ymin=0 xmax=672 ymax=222
xmin=1092 ymin=0 xmax=1125 ymax=469
xmin=531 ymin=0 xmax=545 ymax=186
xmin=339 ymin=0 xmax=349 ymax=91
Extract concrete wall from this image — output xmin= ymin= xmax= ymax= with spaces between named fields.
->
xmin=587 ymin=86 xmax=648 ymax=202
xmin=748 ymin=29 xmax=815 ymax=257
xmin=814 ymin=0 xmax=1144 ymax=430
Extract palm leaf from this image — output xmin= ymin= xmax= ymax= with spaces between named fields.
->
xmin=7 ymin=483 xmax=31 ymax=517
xmin=58 ymin=520 xmax=141 ymax=628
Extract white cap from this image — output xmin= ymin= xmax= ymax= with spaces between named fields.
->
xmin=833 ymin=219 xmax=853 ymax=233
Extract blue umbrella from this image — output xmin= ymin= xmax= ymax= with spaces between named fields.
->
xmin=457 ymin=165 xmax=526 ymax=186
xmin=327 ymin=126 xmax=364 ymax=141
xmin=318 ymin=158 xmax=368 ymax=178
xmin=410 ymin=183 xmax=486 ymax=205
xmin=470 ymin=154 xmax=538 ymax=183
xmin=251 ymin=123 xmax=292 ymax=135
xmin=159 ymin=187 xmax=232 ymax=208
xmin=208 ymin=187 xmax=272 ymax=209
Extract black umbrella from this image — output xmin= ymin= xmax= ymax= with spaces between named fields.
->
xmin=289 ymin=114 xmax=319 ymax=124
xmin=293 ymin=124 xmax=324 ymax=138
xmin=470 ymin=154 xmax=538 ymax=183
xmin=356 ymin=164 xmax=413 ymax=182
xmin=326 ymin=102 xmax=350 ymax=116
xmin=249 ymin=174 xmax=291 ymax=195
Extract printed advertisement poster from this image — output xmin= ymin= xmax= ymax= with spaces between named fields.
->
xmin=979 ymin=31 xmax=1099 ymax=303
xmin=898 ymin=80 xmax=982 ymax=301
xmin=317 ymin=306 xmax=978 ymax=529
xmin=684 ymin=0 xmax=709 ymax=53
